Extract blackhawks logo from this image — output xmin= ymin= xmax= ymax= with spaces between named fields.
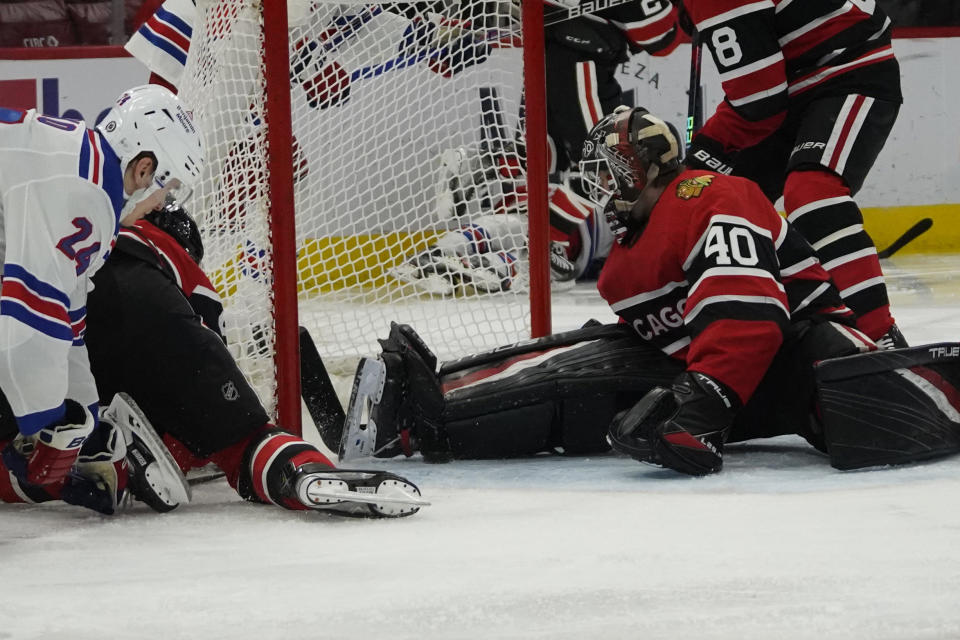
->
xmin=676 ymin=175 xmax=714 ymax=200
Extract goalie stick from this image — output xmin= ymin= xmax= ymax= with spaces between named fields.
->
xmin=543 ymin=0 xmax=637 ymax=27
xmin=299 ymin=326 xmax=347 ymax=452
xmin=876 ymin=218 xmax=933 ymax=259
xmin=685 ymin=29 xmax=703 ymax=154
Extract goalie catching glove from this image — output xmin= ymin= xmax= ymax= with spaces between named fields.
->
xmin=608 ymin=371 xmax=740 ymax=475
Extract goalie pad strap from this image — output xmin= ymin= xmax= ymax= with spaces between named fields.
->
xmin=815 ymin=343 xmax=960 ymax=469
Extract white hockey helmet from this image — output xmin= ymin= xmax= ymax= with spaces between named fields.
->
xmin=96 ymin=85 xmax=204 ymax=199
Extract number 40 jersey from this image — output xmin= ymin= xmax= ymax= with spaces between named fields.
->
xmin=597 ymin=170 xmax=861 ymax=407
xmin=0 ymin=107 xmax=124 ymax=435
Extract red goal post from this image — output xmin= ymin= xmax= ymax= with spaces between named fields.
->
xmin=181 ymin=0 xmax=552 ymax=434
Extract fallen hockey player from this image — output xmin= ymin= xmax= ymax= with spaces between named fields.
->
xmin=0 ymin=85 xmax=203 ymax=511
xmin=339 ymin=106 xmax=960 ymax=476
xmin=0 ymin=200 xmax=426 ymax=518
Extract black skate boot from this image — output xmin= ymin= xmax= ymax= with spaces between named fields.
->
xmin=876 ymin=323 xmax=909 ymax=350
xmin=339 ymin=324 xmax=451 ymax=463
xmin=283 ymin=462 xmax=428 ymax=518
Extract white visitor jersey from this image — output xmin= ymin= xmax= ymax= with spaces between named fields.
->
xmin=0 ymin=107 xmax=125 ymax=435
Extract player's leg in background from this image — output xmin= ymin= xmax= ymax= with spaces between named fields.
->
xmin=545 ymin=41 xmax=626 ymax=282
xmin=782 ymin=94 xmax=902 ymax=342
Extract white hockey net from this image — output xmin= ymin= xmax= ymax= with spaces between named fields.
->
xmin=179 ymin=0 xmax=535 ymax=410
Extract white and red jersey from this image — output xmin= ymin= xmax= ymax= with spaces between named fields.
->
xmin=683 ymin=0 xmax=900 ymax=152
xmin=0 ymin=108 xmax=125 ymax=435
xmin=116 ymin=220 xmax=224 ymax=339
xmin=596 ymin=0 xmax=679 ymax=56
xmin=598 ymin=170 xmax=857 ymax=404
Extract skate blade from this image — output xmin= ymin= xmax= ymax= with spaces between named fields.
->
xmin=107 ymin=393 xmax=191 ymax=505
xmin=339 ymin=358 xmax=386 ymax=462
xmin=302 ymin=478 xmax=429 ymax=518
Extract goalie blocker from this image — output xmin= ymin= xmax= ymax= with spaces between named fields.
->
xmin=341 ymin=323 xmax=960 ymax=472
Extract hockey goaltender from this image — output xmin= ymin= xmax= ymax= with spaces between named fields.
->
xmin=340 ymin=106 xmax=960 ymax=477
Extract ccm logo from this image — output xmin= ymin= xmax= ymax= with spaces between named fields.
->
xmin=928 ymin=346 xmax=960 ymax=358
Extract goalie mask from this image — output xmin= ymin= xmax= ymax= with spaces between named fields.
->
xmin=579 ymin=106 xmax=681 ymax=243
xmin=97 ymin=85 xmax=205 ymax=203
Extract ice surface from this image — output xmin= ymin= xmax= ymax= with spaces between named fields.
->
xmin=3 ymin=256 xmax=960 ymax=639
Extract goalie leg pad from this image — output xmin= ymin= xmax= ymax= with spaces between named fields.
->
xmin=441 ymin=325 xmax=682 ymax=458
xmin=815 ymin=343 xmax=960 ymax=470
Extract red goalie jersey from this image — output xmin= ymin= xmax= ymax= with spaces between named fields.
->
xmin=597 ymin=170 xmax=858 ymax=405
xmin=682 ymin=0 xmax=901 ymax=152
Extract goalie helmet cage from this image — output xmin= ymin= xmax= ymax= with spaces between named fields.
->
xmin=178 ymin=0 xmax=551 ymax=432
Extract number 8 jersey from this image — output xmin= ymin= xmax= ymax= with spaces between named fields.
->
xmin=598 ymin=170 xmax=857 ymax=406
xmin=682 ymin=0 xmax=901 ymax=154
xmin=0 ymin=108 xmax=124 ymax=435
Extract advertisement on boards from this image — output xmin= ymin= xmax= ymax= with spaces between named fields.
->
xmin=0 ymin=54 xmax=149 ymax=127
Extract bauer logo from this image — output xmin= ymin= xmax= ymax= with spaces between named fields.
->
xmin=568 ymin=0 xmax=625 ymax=18
xmin=928 ymin=345 xmax=960 ymax=359
xmin=791 ymin=141 xmax=827 ymax=155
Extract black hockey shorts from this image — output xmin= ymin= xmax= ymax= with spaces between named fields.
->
xmin=546 ymin=41 xmax=626 ymax=172
xmin=85 ymin=255 xmax=269 ymax=458
xmin=732 ymin=319 xmax=871 ymax=449
xmin=734 ymin=93 xmax=900 ymax=202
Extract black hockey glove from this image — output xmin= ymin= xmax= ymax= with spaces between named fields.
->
xmin=608 ymin=371 xmax=740 ymax=475
xmin=685 ymin=135 xmax=736 ymax=175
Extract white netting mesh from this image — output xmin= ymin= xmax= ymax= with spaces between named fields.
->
xmin=179 ymin=0 xmax=532 ymax=408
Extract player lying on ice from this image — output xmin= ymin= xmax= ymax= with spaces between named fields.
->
xmin=83 ymin=201 xmax=427 ymax=518
xmin=340 ymin=105 xmax=960 ymax=476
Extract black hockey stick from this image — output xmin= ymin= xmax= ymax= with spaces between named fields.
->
xmin=187 ymin=469 xmax=226 ymax=486
xmin=877 ymin=218 xmax=933 ymax=259
xmin=299 ymin=326 xmax=346 ymax=453
xmin=543 ymin=0 xmax=636 ymax=26
xmin=685 ymin=30 xmax=703 ymax=154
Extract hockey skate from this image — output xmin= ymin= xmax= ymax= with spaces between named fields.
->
xmin=340 ymin=356 xmax=401 ymax=461
xmin=341 ymin=324 xmax=449 ymax=463
xmin=102 ymin=393 xmax=192 ymax=512
xmin=284 ymin=462 xmax=428 ymax=518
